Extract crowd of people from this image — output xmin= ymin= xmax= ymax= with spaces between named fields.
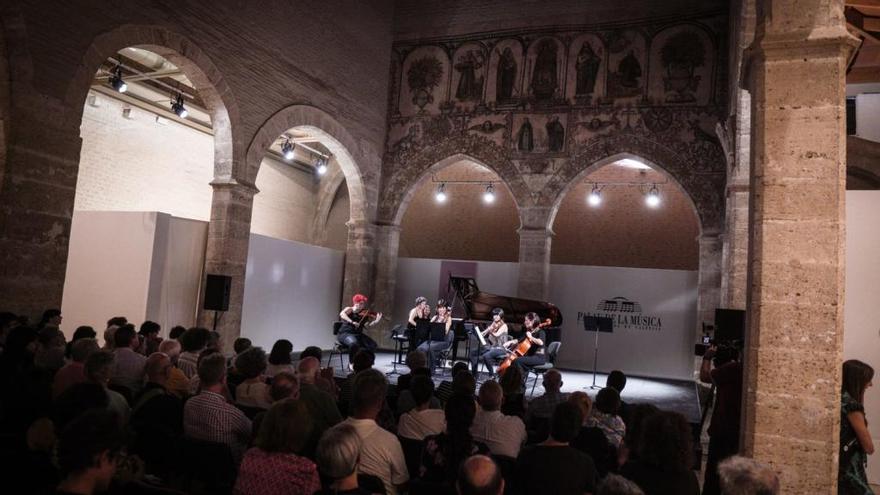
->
xmin=5 ymin=308 xmax=871 ymax=495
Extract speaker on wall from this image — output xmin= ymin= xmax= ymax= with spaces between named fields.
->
xmin=204 ymin=274 xmax=231 ymax=312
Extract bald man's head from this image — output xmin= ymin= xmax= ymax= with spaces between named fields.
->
xmin=297 ymin=356 xmax=320 ymax=384
xmin=478 ymin=380 xmax=503 ymax=411
xmin=458 ymin=455 xmax=503 ymax=495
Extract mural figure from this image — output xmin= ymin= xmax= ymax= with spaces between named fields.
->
xmin=546 ymin=116 xmax=565 ymax=152
xmin=469 ymin=120 xmax=506 ymax=134
xmin=455 ymin=50 xmax=485 ymax=101
xmin=517 ymin=118 xmax=534 ymax=151
xmin=496 ymin=47 xmax=518 ymax=103
xmin=609 ymin=49 xmax=643 ymax=98
xmin=661 ymin=31 xmax=705 ymax=103
xmin=575 ymin=42 xmax=601 ymax=96
xmin=531 ymin=40 xmax=558 ymax=100
xmin=407 ymin=56 xmax=444 ymax=110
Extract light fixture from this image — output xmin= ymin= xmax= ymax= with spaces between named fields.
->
xmin=109 ymin=66 xmax=127 ymax=93
xmin=281 ymin=140 xmax=296 ymax=161
xmin=316 ymin=155 xmax=328 ymax=175
xmin=171 ymin=93 xmax=188 ymax=118
xmin=435 ymin=183 xmax=447 ymax=203
xmin=645 ymin=185 xmax=661 ymax=208
xmin=482 ymin=184 xmax=496 ymax=204
xmin=587 ymin=184 xmax=602 ymax=206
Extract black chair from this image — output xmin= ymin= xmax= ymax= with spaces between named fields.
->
xmin=358 ymin=473 xmax=387 ymax=494
xmin=327 ymin=321 xmax=349 ymax=372
xmin=179 ymin=437 xmax=236 ymax=495
xmin=389 ymin=324 xmax=410 ymax=375
xmin=527 ymin=341 xmax=561 ymax=395
xmin=398 ymin=436 xmax=425 ymax=482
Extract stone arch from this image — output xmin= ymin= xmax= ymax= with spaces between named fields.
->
xmin=65 ymin=24 xmax=241 ymax=180
xmin=545 ymin=133 xmax=723 ymax=233
xmin=311 ymin=163 xmax=347 ymax=242
xmin=246 ymin=104 xmax=371 ymax=223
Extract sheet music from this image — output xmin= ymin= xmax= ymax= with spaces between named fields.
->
xmin=474 ymin=324 xmax=487 ymax=346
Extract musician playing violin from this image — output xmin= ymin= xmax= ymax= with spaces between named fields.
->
xmin=407 ymin=296 xmax=431 ymax=348
xmin=417 ymin=299 xmax=454 ymax=370
xmin=338 ymin=293 xmax=382 ymax=358
xmin=471 ymin=307 xmax=511 ymax=375
xmin=511 ymin=312 xmax=547 ymax=374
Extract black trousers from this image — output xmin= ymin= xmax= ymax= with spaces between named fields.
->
xmin=702 ymin=432 xmax=739 ymax=495
xmin=338 ymin=331 xmax=377 ymax=358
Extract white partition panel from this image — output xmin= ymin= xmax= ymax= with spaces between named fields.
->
xmin=241 ymin=234 xmax=344 ymax=351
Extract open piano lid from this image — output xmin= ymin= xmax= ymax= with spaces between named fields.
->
xmin=446 ymin=276 xmax=563 ymax=327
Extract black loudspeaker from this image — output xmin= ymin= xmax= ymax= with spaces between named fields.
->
xmin=714 ymin=309 xmax=745 ymax=342
xmin=204 ymin=274 xmax=231 ymax=311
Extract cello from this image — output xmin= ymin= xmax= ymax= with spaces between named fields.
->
xmin=497 ymin=318 xmax=552 ymax=375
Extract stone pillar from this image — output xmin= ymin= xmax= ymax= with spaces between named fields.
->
xmin=340 ymin=220 xmax=381 ymax=345
xmin=0 ymin=101 xmax=82 ymax=321
xmin=371 ymin=223 xmax=401 ymax=349
xmin=720 ymin=180 xmax=749 ymax=309
xmin=696 ymin=232 xmax=723 ymax=337
xmin=517 ymin=228 xmax=553 ymax=301
xmin=743 ymin=1 xmax=857 ymax=491
xmin=197 ymin=179 xmax=257 ymax=352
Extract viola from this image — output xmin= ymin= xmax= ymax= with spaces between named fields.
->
xmin=497 ymin=319 xmax=552 ymax=375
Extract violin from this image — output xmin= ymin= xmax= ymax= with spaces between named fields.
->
xmin=497 ymin=319 xmax=552 ymax=375
xmin=352 ymin=307 xmax=386 ymax=328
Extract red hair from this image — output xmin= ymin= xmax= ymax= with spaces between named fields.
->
xmin=352 ymin=294 xmax=368 ymax=304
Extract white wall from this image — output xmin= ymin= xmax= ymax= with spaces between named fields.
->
xmin=240 ymin=234 xmax=345 ymax=352
xmin=855 ymin=93 xmax=880 ymax=144
xmin=844 ymin=190 xmax=880 ymax=483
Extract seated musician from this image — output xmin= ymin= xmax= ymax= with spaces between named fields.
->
xmin=407 ymin=296 xmax=431 ymax=347
xmin=417 ymin=299 xmax=454 ymax=370
xmin=512 ymin=312 xmax=547 ymax=374
xmin=471 ymin=308 xmax=513 ymax=375
xmin=338 ymin=294 xmax=382 ymax=358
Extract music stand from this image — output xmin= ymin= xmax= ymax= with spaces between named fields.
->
xmin=584 ymin=316 xmax=613 ymax=389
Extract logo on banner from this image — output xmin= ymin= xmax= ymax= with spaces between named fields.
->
xmin=577 ymin=296 xmax=662 ymax=331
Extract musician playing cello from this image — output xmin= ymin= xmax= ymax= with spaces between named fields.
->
xmin=511 ymin=312 xmax=547 ymax=374
xmin=338 ymin=293 xmax=382 ymax=358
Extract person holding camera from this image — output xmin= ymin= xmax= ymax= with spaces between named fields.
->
xmin=699 ymin=344 xmax=743 ymax=495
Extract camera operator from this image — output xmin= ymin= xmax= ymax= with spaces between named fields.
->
xmin=699 ymin=343 xmax=743 ymax=495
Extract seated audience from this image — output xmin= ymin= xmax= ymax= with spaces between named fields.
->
xmin=110 ymin=324 xmax=146 ymax=395
xmin=471 ymin=380 xmax=526 ymax=459
xmin=138 ymin=320 xmax=162 ymax=356
xmin=269 ymin=371 xmax=300 ymax=401
xmin=316 ymin=423 xmax=369 ymax=495
xmin=53 ymin=338 xmax=99 ymax=399
xmin=168 ymin=325 xmax=186 ymax=341
xmin=300 ymin=345 xmax=323 ymax=361
xmin=207 ymin=330 xmax=223 ymax=354
xmin=234 ymin=399 xmax=321 ymax=495
xmin=619 ymin=404 xmax=659 ymax=466
xmin=34 ymin=326 xmax=66 ymax=372
xmin=55 ymin=410 xmax=124 ymax=495
xmin=53 ymin=383 xmax=111 ymax=432
xmin=396 ymin=367 xmax=441 ymax=416
xmin=339 ymin=350 xmax=375 ymax=415
xmin=525 ymin=369 xmax=568 ymax=424
xmin=131 ymin=353 xmax=183 ymax=465
xmin=183 ymin=353 xmax=252 ymax=464
xmin=569 ymin=391 xmax=617 ymax=478
xmin=516 ymin=401 xmax=598 ymax=495
xmin=234 ymin=346 xmax=272 ymax=410
xmin=157 ymin=338 xmax=189 ymax=398
xmin=266 ymin=339 xmax=295 ymax=377
xmin=458 ymin=455 xmax=504 ymax=495
xmin=597 ymin=474 xmax=645 ymax=495
xmin=37 ymin=308 xmax=62 ymax=330
xmin=398 ymin=374 xmax=446 ymax=440
xmin=65 ymin=325 xmax=96 ymax=359
xmin=606 ymin=370 xmax=632 ymax=424
xmin=398 ymin=350 xmax=428 ymax=391
xmin=717 ymin=456 xmax=779 ymax=495
xmin=619 ymin=411 xmax=699 ymax=495
xmin=452 ymin=369 xmax=478 ymax=399
xmin=233 ymin=337 xmax=253 ymax=357
xmin=421 ymin=393 xmax=490 ymax=484
xmin=436 ymin=362 xmax=471 ymax=404
xmin=342 ymin=369 xmax=409 ymax=495
xmin=177 ymin=327 xmax=210 ymax=379
xmin=589 ymin=387 xmax=626 ymax=449
xmin=499 ymin=365 xmax=526 ymax=418
xmin=84 ymin=350 xmax=130 ymax=424
xmin=298 ymin=356 xmax=343 ymax=453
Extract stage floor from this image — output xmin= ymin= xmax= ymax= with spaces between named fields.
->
xmin=327 ymin=350 xmax=702 ymax=424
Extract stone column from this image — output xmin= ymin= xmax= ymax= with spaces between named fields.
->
xmin=696 ymin=231 xmax=723 ymax=337
xmin=371 ymin=223 xmax=401 ymax=349
xmin=743 ymin=1 xmax=857 ymax=491
xmin=720 ymin=180 xmax=749 ymax=309
xmin=197 ymin=179 xmax=257 ymax=352
xmin=517 ymin=228 xmax=553 ymax=301
xmin=341 ymin=220 xmax=381 ymax=345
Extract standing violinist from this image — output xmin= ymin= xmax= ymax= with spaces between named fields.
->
xmin=512 ymin=312 xmax=547 ymax=375
xmin=471 ymin=308 xmax=513 ymax=375
xmin=338 ymin=293 xmax=382 ymax=358
xmin=407 ymin=296 xmax=431 ymax=348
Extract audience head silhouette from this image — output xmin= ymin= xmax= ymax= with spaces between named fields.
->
xmin=458 ymin=455 xmax=504 ymax=495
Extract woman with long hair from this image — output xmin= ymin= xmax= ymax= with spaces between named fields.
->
xmin=839 ymin=359 xmax=875 ymax=495
xmin=420 ymin=393 xmax=489 ymax=484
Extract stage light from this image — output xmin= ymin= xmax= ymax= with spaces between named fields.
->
xmin=171 ymin=93 xmax=188 ymax=119
xmin=435 ymin=183 xmax=447 ymax=203
xmin=645 ymin=185 xmax=661 ymax=208
xmin=281 ymin=140 xmax=295 ymax=161
xmin=316 ymin=156 xmax=328 ymax=175
xmin=483 ymin=184 xmax=496 ymax=204
xmin=587 ymin=184 xmax=602 ymax=207
xmin=109 ymin=66 xmax=127 ymax=93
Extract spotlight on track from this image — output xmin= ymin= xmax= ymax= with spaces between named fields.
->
xmin=483 ymin=184 xmax=496 ymax=204
xmin=435 ymin=183 xmax=447 ymax=203
xmin=645 ymin=185 xmax=661 ymax=208
xmin=109 ymin=66 xmax=127 ymax=93
xmin=171 ymin=93 xmax=188 ymax=119
xmin=281 ymin=139 xmax=295 ymax=161
xmin=587 ymin=184 xmax=602 ymax=207
xmin=316 ymin=155 xmax=329 ymax=175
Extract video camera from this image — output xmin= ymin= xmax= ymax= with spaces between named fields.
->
xmin=694 ymin=309 xmax=746 ymax=364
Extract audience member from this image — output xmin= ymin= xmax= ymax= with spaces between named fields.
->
xmin=234 ymin=347 xmax=272 ymax=410
xmin=131 ymin=353 xmax=183 ymax=465
xmin=620 ymin=404 xmax=659 ymax=465
xmin=569 ymin=391 xmax=617 ymax=478
xmin=471 ymin=380 xmax=526 ymax=458
xmin=298 ymin=356 xmax=343 ymax=454
xmin=398 ymin=350 xmax=428 ymax=392
xmin=396 ymin=367 xmax=441 ymax=415
xmin=37 ymin=308 xmax=62 ymax=330
xmin=177 ymin=327 xmax=210 ymax=379
xmin=53 ymin=338 xmax=99 ymax=399
xmin=84 ymin=350 xmax=130 ymax=425
xmin=266 ymin=339 xmax=295 ymax=377
xmin=499 ymin=365 xmax=526 ymax=418
xmin=515 ymin=401 xmax=597 ymax=494
xmin=207 ymin=330 xmax=223 ymax=354
xmin=157 ymin=339 xmax=189 ymax=398
xmin=339 ymin=350 xmax=376 ymax=415
xmin=717 ymin=456 xmax=779 ymax=495
xmin=53 ymin=382 xmax=111 ymax=432
xmin=525 ymin=369 xmax=568 ymax=423
xmin=619 ymin=410 xmax=699 ymax=495
xmin=589 ymin=387 xmax=626 ymax=448
xmin=102 ymin=327 xmax=116 ymax=351
xmin=457 ymin=455 xmax=504 ymax=495
xmin=839 ymin=359 xmax=875 ymax=494
xmin=700 ymin=344 xmax=743 ymax=495
xmin=168 ymin=325 xmax=186 ymax=341
xmin=269 ymin=371 xmax=300 ymax=401
xmin=399 ymin=374 xmax=446 ymax=440
xmin=342 ymin=369 xmax=409 ymax=495
xmin=452 ymin=370 xmax=477 ymax=398
xmin=300 ymin=345 xmax=323 ymax=362
xmin=597 ymin=474 xmax=645 ymax=495
xmin=234 ymin=399 xmax=321 ymax=495
xmin=34 ymin=326 xmax=67 ymax=372
xmin=233 ymin=337 xmax=253 ymax=357
xmin=66 ymin=325 xmax=96 ymax=360
xmin=138 ymin=320 xmax=162 ymax=356
xmin=606 ymin=370 xmax=632 ymax=424
xmin=316 ymin=423 xmax=369 ymax=495
xmin=55 ymin=410 xmax=124 ymax=495
xmin=107 ymin=316 xmax=128 ymax=328
xmin=421 ymin=392 xmax=489 ymax=484
xmin=110 ymin=324 xmax=146 ymax=395
xmin=183 ymin=353 xmax=252 ymax=464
